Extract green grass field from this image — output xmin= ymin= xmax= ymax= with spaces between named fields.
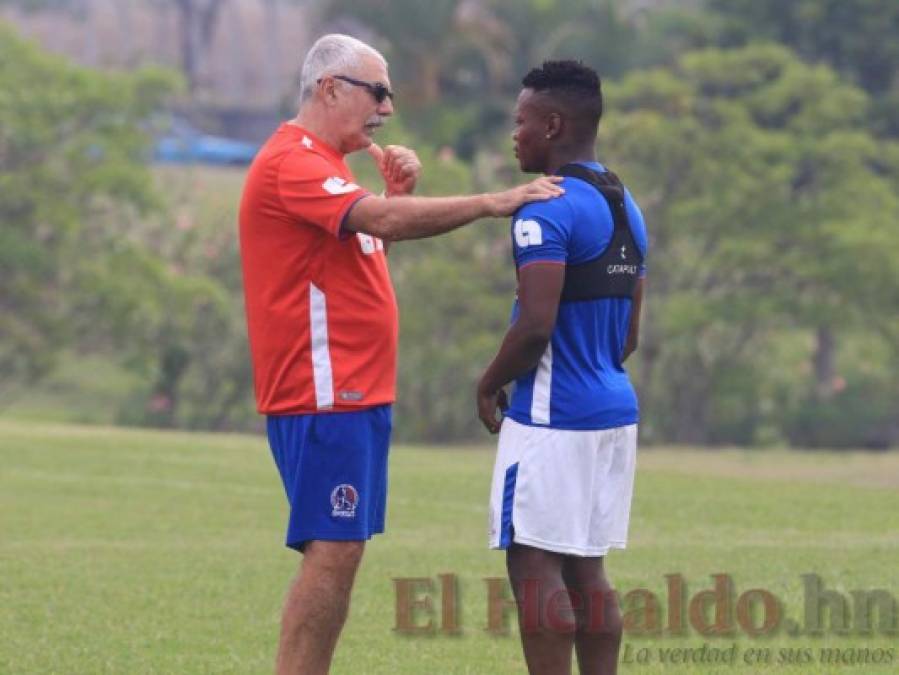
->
xmin=1 ymin=420 xmax=897 ymax=674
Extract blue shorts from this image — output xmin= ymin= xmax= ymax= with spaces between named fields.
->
xmin=267 ymin=405 xmax=392 ymax=551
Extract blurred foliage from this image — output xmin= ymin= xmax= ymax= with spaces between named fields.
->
xmin=0 ymin=22 xmax=248 ymax=431
xmin=116 ymin=165 xmax=257 ymax=431
xmin=370 ymin=42 xmax=899 ymax=447
xmin=708 ymin=0 xmax=899 ymax=95
xmin=0 ymin=22 xmax=176 ymax=403
xmin=706 ymin=0 xmax=899 ymax=137
xmin=322 ymin=0 xmax=703 ymax=157
xmin=3 ymin=2 xmax=899 ymax=448
xmin=602 ymin=43 xmax=899 ymax=446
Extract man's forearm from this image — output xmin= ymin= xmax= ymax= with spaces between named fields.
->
xmin=358 ymin=193 xmax=496 ymax=241
xmin=479 ymin=322 xmax=550 ymax=394
xmin=346 ymin=175 xmax=563 ymax=241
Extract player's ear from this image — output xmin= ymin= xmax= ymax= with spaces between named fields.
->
xmin=545 ymin=112 xmax=562 ymax=140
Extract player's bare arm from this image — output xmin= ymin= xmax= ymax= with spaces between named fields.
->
xmin=622 ymin=277 xmax=644 ymax=362
xmin=343 ymin=175 xmax=564 ymax=241
xmin=476 ymin=262 xmax=565 ymax=433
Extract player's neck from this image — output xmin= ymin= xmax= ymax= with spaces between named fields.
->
xmin=291 ymin=109 xmax=345 ymax=156
xmin=545 ymin=145 xmax=596 ymax=175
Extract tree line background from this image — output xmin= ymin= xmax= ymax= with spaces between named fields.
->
xmin=2 ymin=0 xmax=898 ymax=448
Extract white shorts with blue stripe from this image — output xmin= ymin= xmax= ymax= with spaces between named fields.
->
xmin=488 ymin=417 xmax=637 ymax=557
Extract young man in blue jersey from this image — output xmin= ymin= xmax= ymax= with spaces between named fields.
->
xmin=477 ymin=60 xmax=647 ymax=675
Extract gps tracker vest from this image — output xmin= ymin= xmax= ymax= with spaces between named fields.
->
xmin=556 ymin=163 xmax=643 ymax=303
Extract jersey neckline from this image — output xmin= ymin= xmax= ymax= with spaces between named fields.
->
xmin=280 ymin=122 xmax=344 ymax=163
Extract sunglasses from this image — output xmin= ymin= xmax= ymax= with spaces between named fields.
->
xmin=319 ymin=75 xmax=395 ymax=104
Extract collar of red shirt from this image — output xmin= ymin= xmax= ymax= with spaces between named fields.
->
xmin=281 ymin=122 xmax=344 ymax=163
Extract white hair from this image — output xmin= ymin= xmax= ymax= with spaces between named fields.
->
xmin=298 ymin=34 xmax=386 ymax=105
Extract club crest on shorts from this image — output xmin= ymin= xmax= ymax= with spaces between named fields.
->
xmin=330 ymin=484 xmax=359 ymax=519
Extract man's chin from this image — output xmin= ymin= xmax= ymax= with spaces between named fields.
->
xmin=348 ymin=134 xmax=375 ymax=153
xmin=518 ymin=158 xmax=537 ymax=173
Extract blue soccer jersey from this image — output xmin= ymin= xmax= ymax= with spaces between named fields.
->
xmin=505 ymin=162 xmax=649 ymax=430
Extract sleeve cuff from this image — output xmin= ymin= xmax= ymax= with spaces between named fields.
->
xmin=517 ymin=258 xmax=566 ymax=271
xmin=335 ymin=192 xmax=372 ymax=239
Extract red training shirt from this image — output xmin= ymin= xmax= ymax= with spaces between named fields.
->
xmin=239 ymin=123 xmax=398 ymax=414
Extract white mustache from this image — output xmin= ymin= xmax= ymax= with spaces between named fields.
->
xmin=365 ymin=117 xmax=384 ymax=127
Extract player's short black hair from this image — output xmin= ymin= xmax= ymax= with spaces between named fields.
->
xmin=521 ymin=60 xmax=603 ymax=131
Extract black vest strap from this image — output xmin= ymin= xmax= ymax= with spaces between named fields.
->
xmin=556 ymin=163 xmax=643 ymax=302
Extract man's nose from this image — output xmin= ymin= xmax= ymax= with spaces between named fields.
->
xmin=378 ymin=96 xmax=394 ymax=116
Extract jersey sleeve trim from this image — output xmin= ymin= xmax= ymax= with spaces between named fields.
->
xmin=338 ymin=193 xmax=373 ymax=239
xmin=518 ymin=259 xmax=567 ymax=271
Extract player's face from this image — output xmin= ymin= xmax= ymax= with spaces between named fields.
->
xmin=332 ymin=55 xmax=394 ymax=154
xmin=512 ymin=88 xmax=550 ymax=174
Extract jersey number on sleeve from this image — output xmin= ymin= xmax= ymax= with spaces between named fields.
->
xmin=514 ymin=218 xmax=543 ymax=248
xmin=357 ymin=232 xmax=384 ymax=255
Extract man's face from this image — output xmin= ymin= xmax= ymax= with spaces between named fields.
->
xmin=512 ymin=88 xmax=550 ymax=174
xmin=326 ymin=54 xmax=394 ymax=154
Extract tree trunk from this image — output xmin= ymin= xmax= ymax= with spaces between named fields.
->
xmin=673 ymin=369 xmax=711 ymax=445
xmin=175 ymin=0 xmax=199 ymax=92
xmin=80 ymin=0 xmax=97 ymax=65
xmin=115 ymin=0 xmax=135 ymax=66
xmin=263 ymin=0 xmax=282 ymax=109
xmin=225 ymin=0 xmax=245 ymax=103
xmin=418 ymin=53 xmax=442 ymax=106
xmin=149 ymin=344 xmax=189 ymax=428
xmin=813 ymin=324 xmax=835 ymax=399
xmin=174 ymin=0 xmax=227 ymax=95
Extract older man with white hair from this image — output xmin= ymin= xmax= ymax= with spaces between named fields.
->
xmin=239 ymin=34 xmax=563 ymax=674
